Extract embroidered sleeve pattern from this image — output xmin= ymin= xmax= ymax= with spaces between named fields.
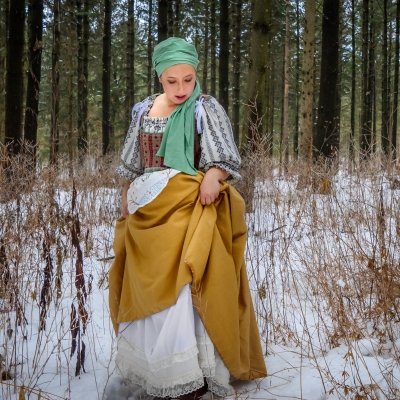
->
xmin=116 ymin=97 xmax=152 ymax=181
xmin=199 ymin=96 xmax=241 ymax=180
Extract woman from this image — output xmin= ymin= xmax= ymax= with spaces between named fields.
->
xmin=109 ymin=37 xmax=267 ymax=399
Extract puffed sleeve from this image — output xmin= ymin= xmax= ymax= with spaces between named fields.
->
xmin=197 ymin=95 xmax=241 ymax=180
xmin=116 ymin=97 xmax=152 ymax=181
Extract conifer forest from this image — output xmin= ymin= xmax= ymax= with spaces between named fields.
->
xmin=1 ymin=0 xmax=399 ymax=165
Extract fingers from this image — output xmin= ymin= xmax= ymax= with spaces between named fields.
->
xmin=200 ymin=191 xmax=219 ymax=206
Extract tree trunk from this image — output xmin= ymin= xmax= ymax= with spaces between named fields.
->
xmin=157 ymin=0 xmax=168 ymax=42
xmin=360 ymin=0 xmax=372 ymax=157
xmin=268 ymin=59 xmax=275 ymax=150
xmin=24 ymin=0 xmax=43 ymax=160
xmin=218 ymin=0 xmax=229 ymax=111
xmin=350 ymin=0 xmax=356 ymax=163
xmin=232 ymin=0 xmax=242 ymax=145
xmin=202 ymin=0 xmax=209 ymax=94
xmin=77 ymin=0 xmax=89 ymax=153
xmin=102 ymin=0 xmax=111 ymax=155
xmin=299 ymin=0 xmax=315 ymax=163
xmin=0 ymin=0 xmax=7 ymax=143
xmin=125 ymin=0 xmax=135 ymax=133
xmin=314 ymin=0 xmax=340 ymax=159
xmin=167 ymin=0 xmax=174 ymax=37
xmin=242 ymin=0 xmax=271 ymax=146
xmin=5 ymin=0 xmax=25 ymax=155
xmin=281 ymin=0 xmax=290 ymax=168
xmin=154 ymin=0 xmax=168 ymax=92
xmin=381 ymin=0 xmax=389 ymax=154
xmin=368 ymin=0 xmax=376 ymax=153
xmin=392 ymin=0 xmax=400 ymax=157
xmin=173 ymin=0 xmax=181 ymax=37
xmin=293 ymin=0 xmax=300 ymax=157
xmin=50 ymin=0 xmax=61 ymax=165
xmin=210 ymin=0 xmax=217 ymax=96
xmin=147 ymin=0 xmax=153 ymax=96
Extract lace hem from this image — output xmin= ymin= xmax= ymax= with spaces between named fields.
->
xmin=206 ymin=377 xmax=234 ymax=397
xmin=121 ymin=369 xmax=205 ymax=398
xmin=116 ymin=336 xmax=233 ymax=398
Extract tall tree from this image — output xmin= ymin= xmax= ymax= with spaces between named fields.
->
xmin=242 ymin=0 xmax=271 ymax=146
xmin=50 ymin=0 xmax=61 ymax=164
xmin=210 ymin=0 xmax=217 ymax=96
xmin=299 ymin=0 xmax=316 ymax=164
xmin=314 ymin=0 xmax=340 ymax=159
xmin=360 ymin=0 xmax=372 ymax=157
xmin=167 ymin=0 xmax=174 ymax=37
xmin=392 ymin=0 xmax=400 ymax=157
xmin=157 ymin=0 xmax=168 ymax=42
xmin=280 ymin=0 xmax=290 ymax=167
xmin=102 ymin=0 xmax=111 ymax=155
xmin=4 ymin=0 xmax=25 ymax=155
xmin=350 ymin=0 xmax=356 ymax=163
xmin=202 ymin=0 xmax=209 ymax=94
xmin=381 ymin=0 xmax=389 ymax=154
xmin=154 ymin=0 xmax=168 ymax=92
xmin=232 ymin=0 xmax=242 ymax=144
xmin=173 ymin=0 xmax=181 ymax=37
xmin=147 ymin=0 xmax=153 ymax=95
xmin=219 ymin=0 xmax=229 ymax=111
xmin=368 ymin=0 xmax=376 ymax=152
xmin=293 ymin=0 xmax=301 ymax=157
xmin=24 ymin=0 xmax=44 ymax=159
xmin=125 ymin=0 xmax=135 ymax=132
xmin=0 ymin=0 xmax=7 ymax=142
xmin=76 ymin=0 xmax=89 ymax=152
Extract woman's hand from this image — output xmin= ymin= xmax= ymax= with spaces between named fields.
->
xmin=199 ymin=167 xmax=228 ymax=206
xmin=121 ymin=181 xmax=130 ymax=218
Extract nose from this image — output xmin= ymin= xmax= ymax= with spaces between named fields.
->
xmin=177 ymin=81 xmax=184 ymax=93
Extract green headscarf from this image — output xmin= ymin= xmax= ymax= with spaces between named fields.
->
xmin=152 ymin=37 xmax=201 ymax=175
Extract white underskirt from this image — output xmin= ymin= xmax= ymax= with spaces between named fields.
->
xmin=115 ymin=285 xmax=234 ymax=398
xmin=121 ymin=169 xmax=233 ymax=398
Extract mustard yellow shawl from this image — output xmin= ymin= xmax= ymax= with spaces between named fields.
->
xmin=109 ymin=172 xmax=267 ymax=380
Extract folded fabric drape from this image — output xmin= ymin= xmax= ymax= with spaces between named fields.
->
xmin=109 ymin=172 xmax=267 ymax=381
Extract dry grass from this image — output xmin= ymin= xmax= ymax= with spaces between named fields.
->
xmin=0 ymin=148 xmax=120 ymax=399
xmin=242 ymin=148 xmax=400 ymax=399
xmin=1 ymin=143 xmax=400 ymax=399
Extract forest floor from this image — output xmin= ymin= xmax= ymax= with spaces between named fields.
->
xmin=1 ymin=155 xmax=400 ymax=399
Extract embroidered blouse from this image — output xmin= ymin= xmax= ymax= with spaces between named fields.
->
xmin=116 ymin=94 xmax=241 ymax=181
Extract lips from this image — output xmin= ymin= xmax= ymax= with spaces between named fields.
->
xmin=175 ymin=95 xmax=186 ymax=101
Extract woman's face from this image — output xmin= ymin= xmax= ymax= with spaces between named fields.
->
xmin=159 ymin=64 xmax=196 ymax=106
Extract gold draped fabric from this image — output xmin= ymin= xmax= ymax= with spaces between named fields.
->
xmin=109 ymin=172 xmax=267 ymax=381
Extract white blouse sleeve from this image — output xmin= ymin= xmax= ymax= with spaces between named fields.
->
xmin=116 ymin=97 xmax=152 ymax=181
xmin=197 ymin=96 xmax=241 ymax=180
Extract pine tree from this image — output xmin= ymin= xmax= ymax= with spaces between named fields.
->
xmin=102 ymin=0 xmax=111 ymax=155
xmin=314 ymin=0 xmax=340 ymax=159
xmin=5 ymin=0 xmax=25 ymax=155
xmin=24 ymin=0 xmax=43 ymax=160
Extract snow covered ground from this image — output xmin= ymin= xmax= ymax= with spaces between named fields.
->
xmin=1 ymin=168 xmax=400 ymax=399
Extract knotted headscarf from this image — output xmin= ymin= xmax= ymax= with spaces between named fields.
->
xmin=153 ymin=37 xmax=201 ymax=175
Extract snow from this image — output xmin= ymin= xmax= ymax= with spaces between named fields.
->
xmin=1 ymin=170 xmax=400 ymax=399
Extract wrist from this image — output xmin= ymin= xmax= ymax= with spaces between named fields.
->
xmin=206 ymin=167 xmax=228 ymax=182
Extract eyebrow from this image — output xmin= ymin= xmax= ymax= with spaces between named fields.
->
xmin=166 ymin=74 xmax=194 ymax=79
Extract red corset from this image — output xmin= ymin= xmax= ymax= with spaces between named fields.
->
xmin=139 ymin=133 xmax=165 ymax=169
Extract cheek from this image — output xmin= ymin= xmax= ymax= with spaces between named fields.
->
xmin=186 ymin=81 xmax=196 ymax=92
xmin=162 ymin=83 xmax=173 ymax=94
